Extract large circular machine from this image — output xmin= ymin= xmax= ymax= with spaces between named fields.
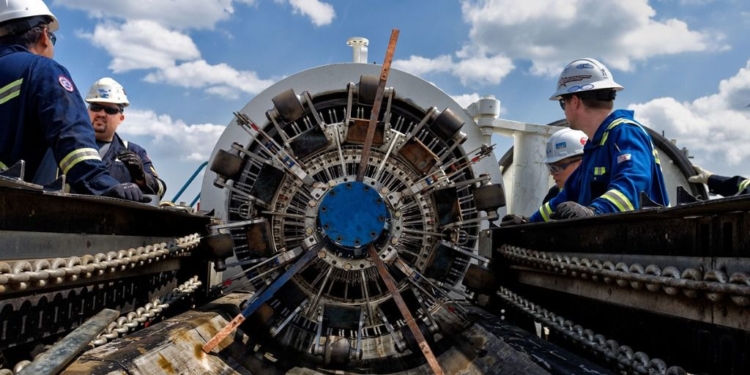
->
xmin=200 ymin=63 xmax=505 ymax=370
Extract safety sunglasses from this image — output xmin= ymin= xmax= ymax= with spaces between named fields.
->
xmin=559 ymin=98 xmax=566 ymax=110
xmin=47 ymin=29 xmax=56 ymax=46
xmin=547 ymin=158 xmax=581 ymax=174
xmin=89 ymin=103 xmax=121 ymax=115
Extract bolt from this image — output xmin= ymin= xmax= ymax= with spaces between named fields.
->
xmin=309 ymin=200 xmax=317 ymax=207
xmin=394 ymin=211 xmax=402 ymax=218
xmin=390 ymin=238 xmax=399 ymax=245
xmin=318 ymin=251 xmax=326 ymax=259
xmin=344 ymin=263 xmax=352 ymax=270
xmin=306 ymin=228 xmax=313 ymax=235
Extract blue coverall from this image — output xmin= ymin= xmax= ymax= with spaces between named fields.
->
xmin=100 ymin=134 xmax=166 ymax=197
xmin=0 ymin=44 xmax=120 ymax=194
xmin=530 ymin=110 xmax=669 ymax=222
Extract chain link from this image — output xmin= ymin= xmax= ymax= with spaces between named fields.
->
xmin=90 ymin=276 xmax=203 ymax=347
xmin=3 ymin=276 xmax=203 ymax=374
xmin=497 ymin=287 xmax=687 ymax=375
xmin=0 ymin=233 xmax=201 ymax=294
xmin=499 ymin=244 xmax=750 ymax=306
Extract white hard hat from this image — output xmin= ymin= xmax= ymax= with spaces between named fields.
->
xmin=544 ymin=128 xmax=588 ymax=164
xmin=0 ymin=0 xmax=58 ymax=37
xmin=549 ymin=58 xmax=623 ymax=100
xmin=85 ymin=77 xmax=129 ymax=107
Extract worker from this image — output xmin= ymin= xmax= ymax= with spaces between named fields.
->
xmin=85 ymin=77 xmax=166 ymax=198
xmin=500 ymin=128 xmax=587 ymax=226
xmin=528 ymin=58 xmax=668 ymax=222
xmin=542 ymin=128 xmax=588 ymax=203
xmin=0 ymin=0 xmax=142 ymax=201
xmin=688 ymin=166 xmax=749 ymax=196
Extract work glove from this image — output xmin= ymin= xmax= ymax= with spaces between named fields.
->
xmin=687 ymin=165 xmax=713 ymax=185
xmin=105 ymin=182 xmax=144 ymax=202
xmin=554 ymin=201 xmax=595 ymax=219
xmin=501 ymin=214 xmax=528 ymax=226
xmin=117 ymin=151 xmax=146 ymax=181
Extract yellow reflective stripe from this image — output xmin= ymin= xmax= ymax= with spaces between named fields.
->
xmin=59 ymin=148 xmax=101 ymax=174
xmin=0 ymin=78 xmax=23 ymax=105
xmin=601 ymin=189 xmax=635 ymax=212
xmin=653 ymin=149 xmax=661 ymax=164
xmin=739 ymin=179 xmax=750 ymax=192
xmin=599 ymin=132 xmax=609 ymax=146
xmin=594 ymin=167 xmax=606 ymax=175
xmin=0 ymin=161 xmax=7 ymax=170
xmin=599 ymin=118 xmax=638 ymax=146
xmin=540 ymin=202 xmax=554 ymax=222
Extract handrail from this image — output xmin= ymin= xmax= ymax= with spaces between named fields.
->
xmin=171 ymin=161 xmax=208 ymax=204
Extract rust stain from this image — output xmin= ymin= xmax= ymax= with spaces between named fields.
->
xmin=194 ymin=343 xmax=205 ymax=359
xmin=157 ymin=353 xmax=176 ymax=374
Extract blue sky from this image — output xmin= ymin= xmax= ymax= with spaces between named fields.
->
xmin=46 ymin=0 xmax=750 ymax=203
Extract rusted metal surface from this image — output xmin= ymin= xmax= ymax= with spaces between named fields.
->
xmin=346 ymin=118 xmax=385 ymax=145
xmin=356 ymin=29 xmax=399 ymax=182
xmin=397 ymin=138 xmax=438 ymax=175
xmin=62 ymin=294 xmax=250 ymax=375
xmin=367 ymin=246 xmax=445 ymax=375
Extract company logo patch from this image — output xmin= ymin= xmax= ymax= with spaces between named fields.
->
xmin=58 ymin=76 xmax=74 ymax=92
xmin=555 ymin=142 xmax=567 ymax=150
xmin=558 ymin=74 xmax=592 ymax=88
xmin=576 ymin=63 xmax=594 ymax=69
xmin=617 ymin=154 xmax=632 ymax=164
xmin=580 ymin=137 xmax=587 ymax=146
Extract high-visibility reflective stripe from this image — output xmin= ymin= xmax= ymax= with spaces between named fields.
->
xmin=601 ymin=189 xmax=635 ymax=212
xmin=739 ymin=179 xmax=750 ymax=193
xmin=600 ymin=118 xmax=662 ymax=166
xmin=59 ymin=148 xmax=101 ymax=174
xmin=0 ymin=78 xmax=23 ymax=105
xmin=599 ymin=118 xmax=638 ymax=146
xmin=652 ymin=149 xmax=661 ymax=165
xmin=540 ymin=202 xmax=554 ymax=222
xmin=0 ymin=161 xmax=7 ymax=170
xmin=594 ymin=167 xmax=606 ymax=175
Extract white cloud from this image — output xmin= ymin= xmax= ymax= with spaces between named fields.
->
xmin=77 ymin=20 xmax=200 ymax=72
xmin=629 ymin=60 xmax=750 ymax=176
xmin=451 ymin=93 xmax=482 ymax=109
xmin=394 ymin=55 xmax=453 ymax=76
xmin=55 ymin=0 xmax=255 ymax=30
xmin=288 ymin=0 xmax=336 ymax=26
xmin=144 ymin=60 xmax=276 ymax=99
xmin=394 ymin=50 xmax=514 ymax=86
xmin=119 ymin=109 xmax=226 ymax=162
xmin=457 ymin=0 xmax=727 ymax=76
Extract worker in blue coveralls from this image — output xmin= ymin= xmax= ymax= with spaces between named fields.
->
xmin=85 ymin=77 xmax=166 ymax=198
xmin=0 ymin=0 xmax=142 ymax=201
xmin=688 ymin=166 xmax=749 ymax=197
xmin=523 ymin=58 xmax=669 ymax=222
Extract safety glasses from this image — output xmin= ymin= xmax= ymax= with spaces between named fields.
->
xmin=547 ymin=158 xmax=581 ymax=174
xmin=89 ymin=104 xmax=121 ymax=115
xmin=47 ymin=29 xmax=56 ymax=46
xmin=559 ymin=98 xmax=566 ymax=110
